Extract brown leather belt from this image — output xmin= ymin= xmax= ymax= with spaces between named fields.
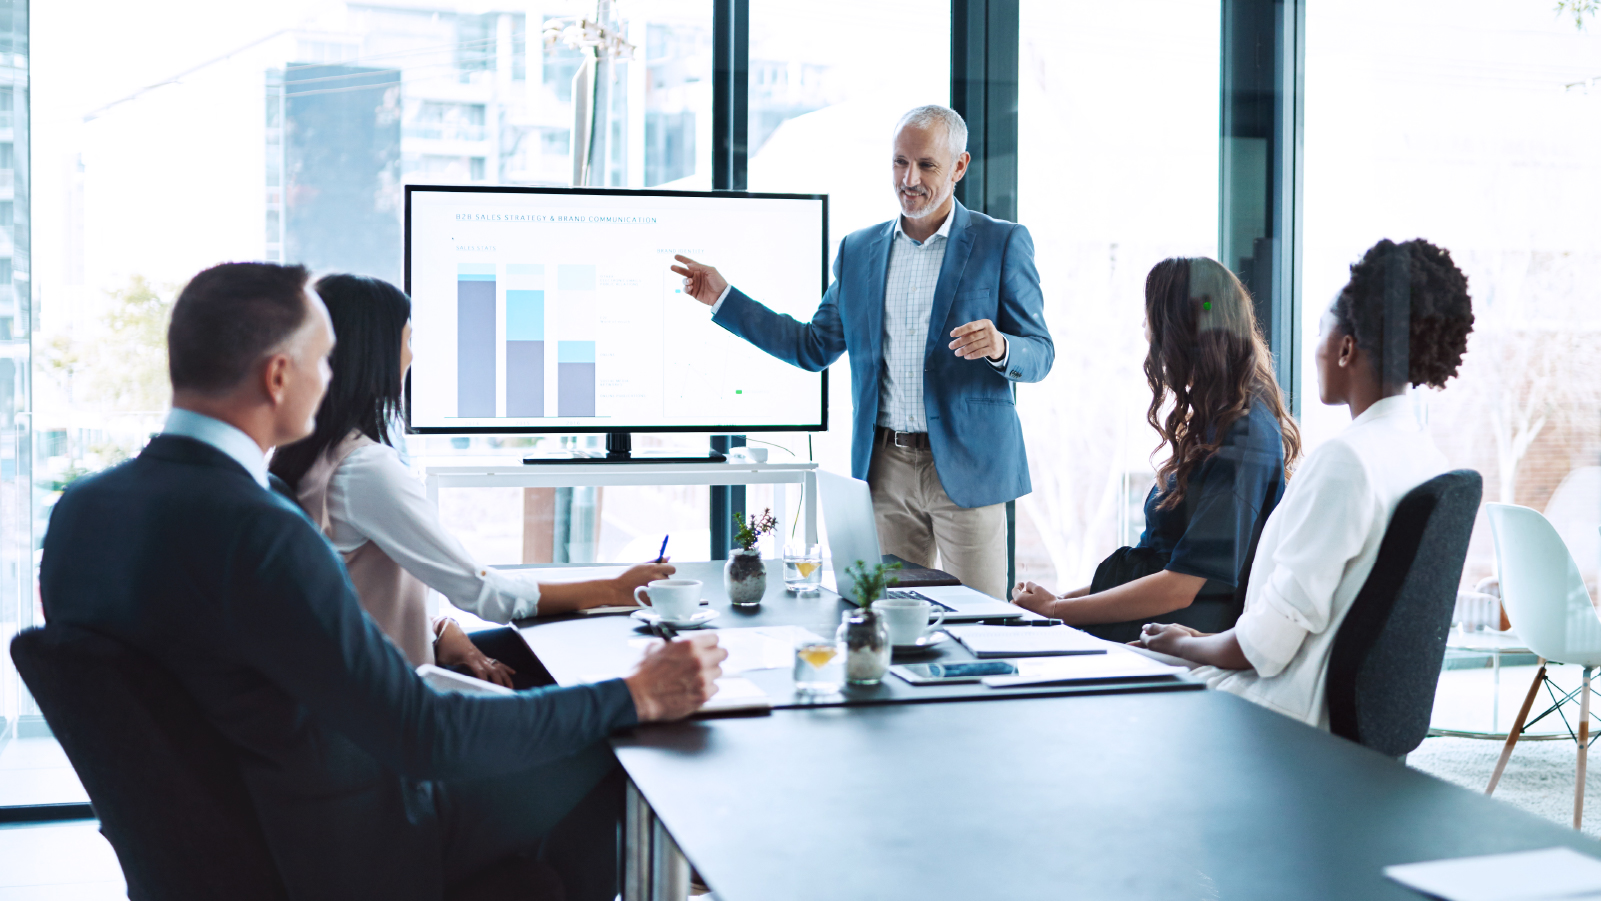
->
xmin=875 ymin=426 xmax=930 ymax=450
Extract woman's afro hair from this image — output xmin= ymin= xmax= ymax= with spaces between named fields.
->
xmin=1332 ymin=238 xmax=1474 ymax=390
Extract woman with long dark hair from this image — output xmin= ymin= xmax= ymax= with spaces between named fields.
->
xmin=271 ymin=274 xmax=670 ymax=687
xmin=1012 ymin=257 xmax=1301 ymax=641
xmin=1140 ymin=238 xmax=1473 ymax=727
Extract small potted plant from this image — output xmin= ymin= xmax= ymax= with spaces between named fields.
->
xmin=725 ymin=508 xmax=778 ymax=606
xmin=837 ymin=560 xmax=900 ymax=684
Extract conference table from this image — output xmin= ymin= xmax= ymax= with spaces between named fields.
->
xmin=510 ymin=561 xmax=1601 ymax=901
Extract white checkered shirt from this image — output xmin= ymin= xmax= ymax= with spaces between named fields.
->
xmin=876 ymin=210 xmax=955 ymax=432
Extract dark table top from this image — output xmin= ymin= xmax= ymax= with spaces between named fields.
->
xmin=514 ymin=560 xmax=1199 ymax=708
xmin=614 ymin=689 xmax=1601 ymax=901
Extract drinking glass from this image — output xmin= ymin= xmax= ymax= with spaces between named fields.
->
xmin=792 ymin=635 xmax=844 ymax=694
xmin=784 ymin=543 xmax=824 ymax=594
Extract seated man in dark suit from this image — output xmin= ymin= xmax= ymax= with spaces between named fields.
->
xmin=39 ymin=261 xmax=726 ymax=901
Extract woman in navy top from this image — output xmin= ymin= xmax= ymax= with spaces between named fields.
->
xmin=1014 ymin=257 xmax=1301 ymax=642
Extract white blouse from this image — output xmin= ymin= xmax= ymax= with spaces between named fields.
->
xmin=323 ymin=442 xmax=542 ymax=622
xmin=1199 ymin=395 xmax=1449 ymax=727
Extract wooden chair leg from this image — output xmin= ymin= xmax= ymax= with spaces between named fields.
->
xmin=1489 ymin=661 xmax=1547 ymax=795
xmin=1578 ymin=667 xmax=1593 ymax=830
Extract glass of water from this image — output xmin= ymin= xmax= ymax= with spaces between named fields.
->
xmin=792 ymin=635 xmax=844 ymax=694
xmin=784 ymin=543 xmax=824 ymax=594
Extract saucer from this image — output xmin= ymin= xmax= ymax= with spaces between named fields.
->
xmin=892 ymin=630 xmax=950 ymax=652
xmin=631 ymin=607 xmax=720 ymax=629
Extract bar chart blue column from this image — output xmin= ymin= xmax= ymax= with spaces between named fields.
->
xmin=556 ymin=264 xmax=598 ymax=417
xmin=456 ymin=263 xmax=496 ymax=417
xmin=557 ymin=341 xmax=596 ymax=416
xmin=505 ymin=264 xmax=545 ymax=417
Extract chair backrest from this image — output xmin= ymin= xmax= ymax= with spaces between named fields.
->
xmin=1327 ymin=470 xmax=1482 ymax=757
xmin=1486 ymin=504 xmax=1601 ymax=667
xmin=9 ymin=626 xmax=287 ymax=901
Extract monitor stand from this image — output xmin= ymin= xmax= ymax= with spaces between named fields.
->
xmin=522 ymin=431 xmax=728 ymax=465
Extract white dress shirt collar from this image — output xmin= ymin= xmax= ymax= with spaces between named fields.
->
xmin=162 ymin=407 xmax=271 ymax=489
xmin=892 ymin=204 xmax=956 ymax=245
xmin=1350 ymin=393 xmax=1416 ymax=429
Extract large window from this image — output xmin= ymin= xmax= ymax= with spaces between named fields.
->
xmin=1014 ymin=0 xmax=1221 ymax=589
xmin=741 ymin=0 xmax=950 ymax=490
xmin=1299 ymin=1 xmax=1601 ymax=599
xmin=17 ymin=0 xmax=714 ymax=802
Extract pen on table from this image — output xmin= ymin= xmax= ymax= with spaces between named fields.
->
xmin=655 ymin=535 xmax=670 ymax=564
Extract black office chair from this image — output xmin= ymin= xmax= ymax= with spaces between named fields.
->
xmin=10 ymin=626 xmax=564 ymax=901
xmin=1326 ymin=469 xmax=1482 ymax=758
xmin=10 ymin=625 xmax=288 ymax=901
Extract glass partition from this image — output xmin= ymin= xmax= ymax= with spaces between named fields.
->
xmin=1299 ymin=0 xmax=1601 ymax=604
xmin=742 ymin=0 xmax=950 ymax=492
xmin=1013 ymin=0 xmax=1221 ymax=590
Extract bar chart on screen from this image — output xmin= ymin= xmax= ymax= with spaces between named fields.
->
xmin=409 ymin=188 xmax=826 ymax=432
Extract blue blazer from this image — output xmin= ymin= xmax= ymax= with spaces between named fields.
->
xmin=39 ymin=436 xmax=637 ymax=900
xmin=714 ymin=201 xmax=1053 ymax=508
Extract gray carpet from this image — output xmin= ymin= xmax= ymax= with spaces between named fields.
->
xmin=1409 ymin=735 xmax=1601 ymax=836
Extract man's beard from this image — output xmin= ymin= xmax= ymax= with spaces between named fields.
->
xmin=898 ymin=183 xmax=950 ymax=219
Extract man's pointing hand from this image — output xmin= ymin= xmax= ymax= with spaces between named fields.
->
xmin=670 ymin=255 xmax=729 ymax=307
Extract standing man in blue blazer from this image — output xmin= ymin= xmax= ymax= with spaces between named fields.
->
xmin=672 ymin=104 xmax=1052 ymax=598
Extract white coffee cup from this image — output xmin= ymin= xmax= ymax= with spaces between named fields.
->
xmin=634 ymin=579 xmax=702 ymax=621
xmin=872 ymin=597 xmax=947 ymax=646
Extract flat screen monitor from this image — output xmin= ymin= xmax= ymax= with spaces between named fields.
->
xmin=404 ymin=185 xmax=828 ymax=434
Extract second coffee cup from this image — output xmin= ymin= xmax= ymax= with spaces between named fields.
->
xmin=634 ymin=579 xmax=703 ymax=621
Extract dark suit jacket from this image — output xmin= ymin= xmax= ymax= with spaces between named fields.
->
xmin=40 ymin=435 xmax=637 ymax=900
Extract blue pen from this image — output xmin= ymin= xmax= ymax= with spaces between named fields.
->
xmin=656 ymin=535 xmax=670 ymax=563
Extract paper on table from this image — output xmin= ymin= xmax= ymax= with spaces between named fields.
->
xmin=697 ymin=677 xmax=771 ymax=715
xmin=523 ymin=566 xmax=629 ymax=583
xmin=980 ymin=649 xmax=1186 ymax=688
xmin=1384 ymin=847 xmax=1601 ymax=901
xmin=946 ymin=624 xmax=1109 ymax=658
xmin=599 ymin=626 xmax=822 ymax=679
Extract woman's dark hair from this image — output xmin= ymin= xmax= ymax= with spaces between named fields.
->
xmin=270 ymin=274 xmax=411 ymax=490
xmin=1144 ymin=257 xmax=1302 ymax=510
xmin=1331 ymin=238 xmax=1473 ymax=390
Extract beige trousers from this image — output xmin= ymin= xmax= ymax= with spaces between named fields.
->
xmin=866 ymin=442 xmax=1009 ymax=599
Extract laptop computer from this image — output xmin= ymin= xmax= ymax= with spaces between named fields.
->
xmin=815 ymin=469 xmax=1022 ymax=622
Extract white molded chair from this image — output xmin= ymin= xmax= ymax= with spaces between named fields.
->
xmin=1483 ymin=503 xmax=1601 ymax=828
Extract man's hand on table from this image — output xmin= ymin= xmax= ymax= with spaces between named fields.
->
xmin=625 ymin=633 xmax=727 ymax=722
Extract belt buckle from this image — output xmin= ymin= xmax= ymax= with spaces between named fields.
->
xmin=893 ymin=431 xmax=914 ymax=449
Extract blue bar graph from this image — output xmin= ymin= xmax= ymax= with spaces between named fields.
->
xmin=456 ymin=264 xmax=496 ymax=417
xmin=506 ymin=287 xmax=544 ymax=417
xmin=557 ymin=341 xmax=596 ymax=417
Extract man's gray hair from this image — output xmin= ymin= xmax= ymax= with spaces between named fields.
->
xmin=894 ymin=105 xmax=968 ymax=161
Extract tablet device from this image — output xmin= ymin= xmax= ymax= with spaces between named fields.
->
xmin=891 ymin=661 xmax=1021 ymax=685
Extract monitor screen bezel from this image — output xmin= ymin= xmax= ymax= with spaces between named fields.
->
xmin=403 ymin=183 xmax=830 ymax=435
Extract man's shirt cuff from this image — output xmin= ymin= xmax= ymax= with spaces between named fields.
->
xmin=709 ymin=285 xmax=733 ymax=316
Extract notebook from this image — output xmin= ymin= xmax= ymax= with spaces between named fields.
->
xmin=945 ymin=624 xmax=1109 ymax=658
xmin=980 ymin=651 xmax=1187 ymax=688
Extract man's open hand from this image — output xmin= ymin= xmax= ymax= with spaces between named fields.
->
xmin=623 ymin=633 xmax=727 ymax=722
xmin=669 ymin=255 xmax=729 ymax=307
xmin=949 ymin=319 xmax=1007 ymax=361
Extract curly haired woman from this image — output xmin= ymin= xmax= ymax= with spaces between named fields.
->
xmin=1012 ymin=256 xmax=1300 ymax=641
xmin=1139 ymin=238 xmax=1475 ymax=727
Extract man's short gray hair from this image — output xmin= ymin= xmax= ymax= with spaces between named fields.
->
xmin=894 ymin=105 xmax=968 ymax=161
